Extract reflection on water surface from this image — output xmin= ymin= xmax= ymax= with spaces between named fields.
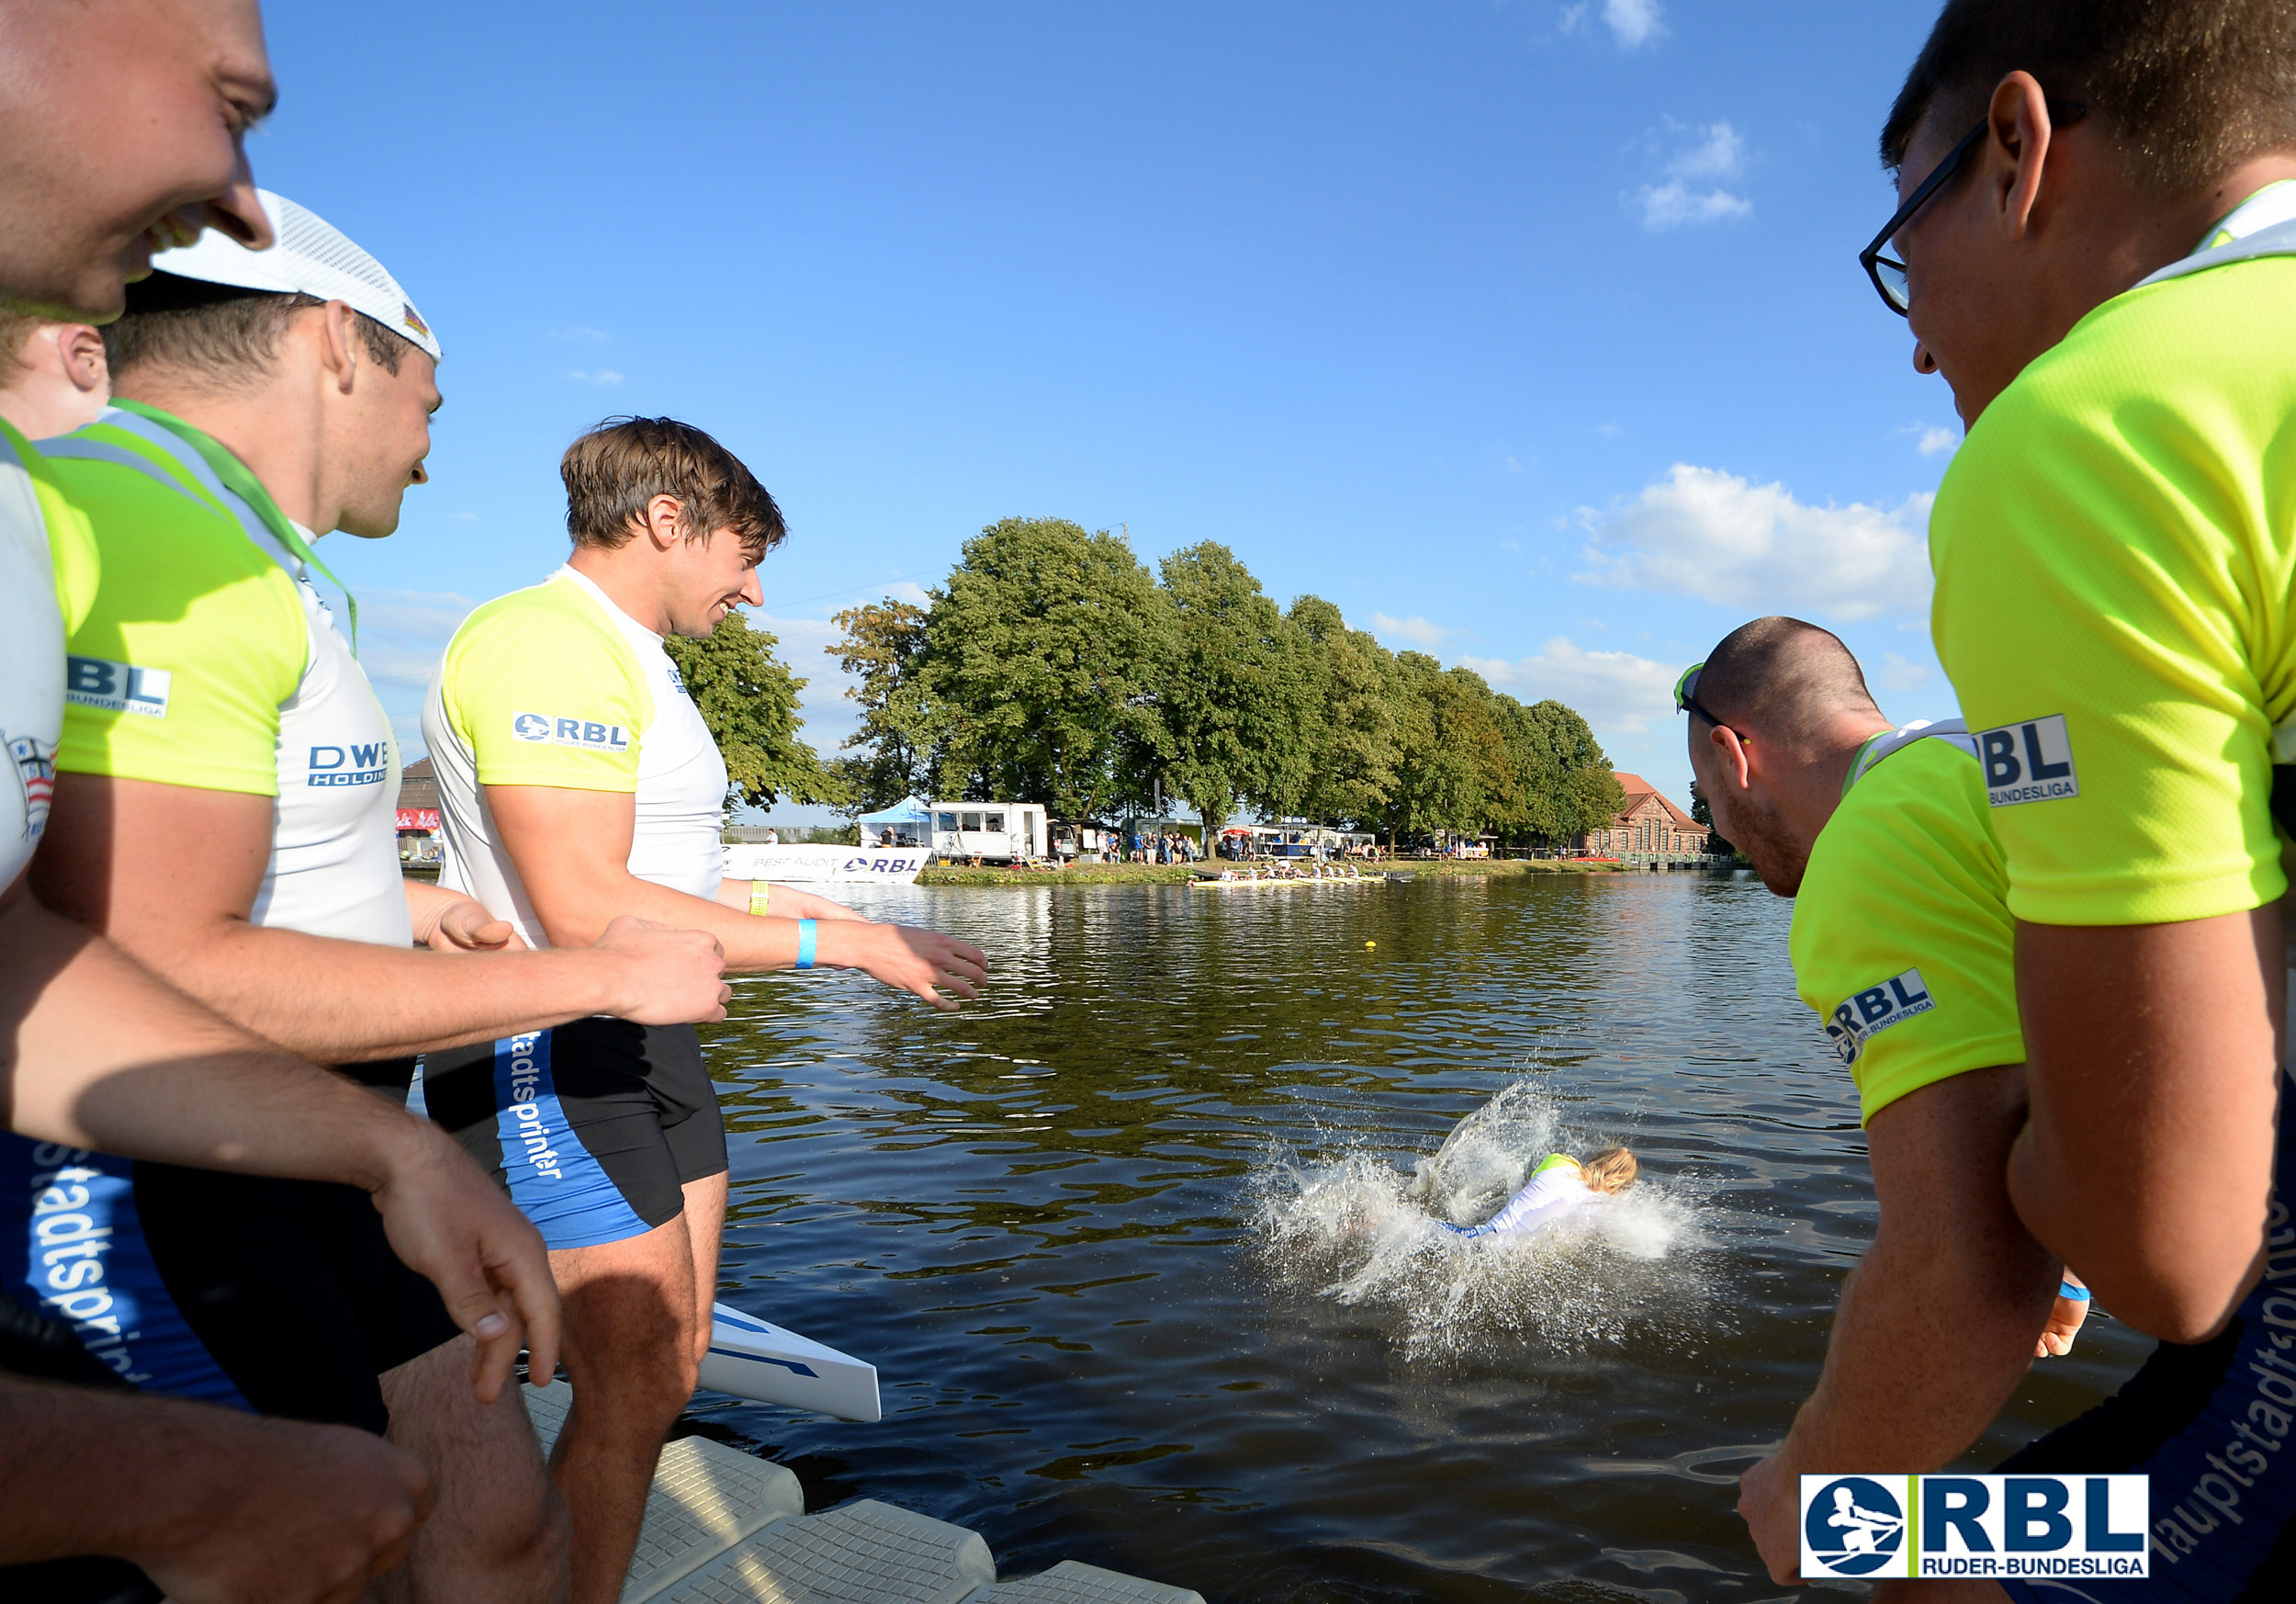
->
xmin=690 ymin=874 xmax=2144 ymax=1602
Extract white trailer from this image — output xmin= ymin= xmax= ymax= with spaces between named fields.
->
xmin=930 ymin=801 xmax=1047 ymax=864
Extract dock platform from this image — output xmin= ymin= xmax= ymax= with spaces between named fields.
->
xmin=524 ymin=1384 xmax=1203 ymax=1604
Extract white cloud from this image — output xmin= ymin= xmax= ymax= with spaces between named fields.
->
xmin=1458 ymin=637 xmax=1680 ymax=737
xmin=1874 ymin=651 xmax=1933 ymax=693
xmin=546 ymin=326 xmax=610 ymax=342
xmin=356 ymin=589 xmax=477 ymax=692
xmin=1371 ymin=613 xmax=1452 ymax=648
xmin=1577 ymin=463 xmax=1935 ymax=621
xmin=1917 ymin=425 xmax=1958 ymax=456
xmin=1666 ymin=122 xmax=1744 ymax=181
xmin=1633 ymin=120 xmax=1750 ymax=231
xmin=1602 ymin=0 xmax=1665 ymax=49
xmin=745 ymin=611 xmax=863 ymax=751
xmin=1636 ymin=183 xmax=1752 ymax=230
xmin=566 ymin=368 xmax=624 ymax=386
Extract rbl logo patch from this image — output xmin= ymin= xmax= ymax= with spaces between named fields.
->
xmin=63 ymin=656 xmax=170 ymax=718
xmin=1975 ymin=715 xmax=2078 ymax=807
xmin=510 ymin=712 xmax=629 ymax=753
xmin=1823 ymin=967 xmax=1933 ymax=1067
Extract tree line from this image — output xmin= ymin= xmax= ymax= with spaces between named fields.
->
xmin=808 ymin=517 xmax=1626 ymax=847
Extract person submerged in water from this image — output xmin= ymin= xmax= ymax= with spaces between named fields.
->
xmin=1439 ymin=1147 xmax=1638 ymax=1239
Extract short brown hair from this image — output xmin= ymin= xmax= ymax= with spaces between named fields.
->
xmin=102 ymin=272 xmax=415 ymax=383
xmin=1882 ymin=0 xmax=2296 ymax=194
xmin=560 ymin=416 xmax=785 ymax=559
xmin=0 ymin=310 xmax=39 ymax=385
xmin=1695 ymin=616 xmax=1882 ymax=748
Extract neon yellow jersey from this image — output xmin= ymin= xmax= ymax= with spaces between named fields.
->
xmin=1790 ymin=725 xmax=2024 ymax=1125
xmin=1930 ymin=220 xmax=2296 ymax=926
xmin=42 ymin=428 xmax=305 ymax=798
xmin=42 ymin=405 xmax=412 ymax=948
xmin=429 ymin=572 xmax=649 ymax=793
xmin=423 ymin=565 xmax=728 ymax=946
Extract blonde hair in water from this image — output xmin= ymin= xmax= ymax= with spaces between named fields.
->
xmin=1581 ymin=1147 xmax=1638 ymax=1194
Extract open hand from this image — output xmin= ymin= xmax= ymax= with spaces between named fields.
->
xmin=822 ymin=921 xmax=987 ymax=1010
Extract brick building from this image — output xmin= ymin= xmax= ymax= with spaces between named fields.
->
xmin=1577 ymin=772 xmax=1709 ymax=860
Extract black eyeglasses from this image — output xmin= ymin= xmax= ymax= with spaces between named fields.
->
xmin=1674 ymin=661 xmax=1744 ymax=739
xmin=1859 ymin=101 xmax=2086 ymax=315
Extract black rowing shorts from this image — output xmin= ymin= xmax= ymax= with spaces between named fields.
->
xmin=421 ymin=1018 xmax=727 ymax=1251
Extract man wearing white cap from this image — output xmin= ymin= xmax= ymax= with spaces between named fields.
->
xmin=0 ymin=3 xmax=633 ymax=1598
xmin=22 ymin=192 xmax=737 ymax=1604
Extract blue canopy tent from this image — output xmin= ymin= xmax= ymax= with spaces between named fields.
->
xmin=855 ymin=796 xmax=932 ymax=827
xmin=855 ymin=796 xmax=933 ymax=848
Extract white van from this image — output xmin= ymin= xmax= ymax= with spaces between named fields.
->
xmin=930 ymin=801 xmax=1047 ymax=864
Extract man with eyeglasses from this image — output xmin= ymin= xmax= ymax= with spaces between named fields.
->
xmin=1671 ymin=622 xmax=2176 ymax=1595
xmin=1868 ymin=0 xmax=2296 ymax=1359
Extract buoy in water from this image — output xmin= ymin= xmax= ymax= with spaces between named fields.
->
xmin=1366 ymin=940 xmax=1377 ymax=949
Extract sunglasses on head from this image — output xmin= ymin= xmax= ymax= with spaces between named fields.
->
xmin=1674 ymin=661 xmax=1745 ymax=739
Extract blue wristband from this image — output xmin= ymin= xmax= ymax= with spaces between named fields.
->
xmin=795 ymin=918 xmax=817 ymax=971
xmin=2059 ymin=1281 xmax=2091 ymax=1302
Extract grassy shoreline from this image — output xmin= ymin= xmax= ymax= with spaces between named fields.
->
xmin=915 ymin=858 xmax=1644 ymax=887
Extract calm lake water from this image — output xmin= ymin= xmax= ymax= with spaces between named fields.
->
xmin=685 ymin=873 xmax=2148 ymax=1603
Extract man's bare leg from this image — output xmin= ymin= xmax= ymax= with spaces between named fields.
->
xmin=681 ymin=1171 xmax=729 ymax=1368
xmin=547 ymin=1218 xmax=703 ymax=1604
xmin=377 ymin=1334 xmax=566 ymax=1604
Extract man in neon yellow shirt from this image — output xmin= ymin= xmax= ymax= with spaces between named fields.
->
xmin=424 ymin=416 xmax=989 ymax=1604
xmin=1872 ymin=2 xmax=2296 ymax=1346
xmin=1675 ymin=619 xmax=2141 ymax=1589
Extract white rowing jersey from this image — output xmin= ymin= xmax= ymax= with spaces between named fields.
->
xmin=41 ymin=404 xmax=410 ymax=948
xmin=0 ymin=421 xmax=73 ymax=892
xmin=423 ymin=563 xmax=727 ymax=946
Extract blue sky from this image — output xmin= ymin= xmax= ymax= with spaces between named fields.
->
xmin=255 ymin=0 xmax=1958 ymax=818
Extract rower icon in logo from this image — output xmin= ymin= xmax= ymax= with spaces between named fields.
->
xmin=1805 ymin=1477 xmax=1904 ymax=1576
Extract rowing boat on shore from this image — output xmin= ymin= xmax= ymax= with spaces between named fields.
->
xmin=1186 ymin=865 xmax=1379 ymax=890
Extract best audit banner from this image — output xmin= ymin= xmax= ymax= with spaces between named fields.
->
xmin=1801 ymin=1474 xmax=2149 ymax=1581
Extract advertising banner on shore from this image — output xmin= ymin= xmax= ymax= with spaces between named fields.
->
xmin=725 ymin=843 xmax=930 ymax=885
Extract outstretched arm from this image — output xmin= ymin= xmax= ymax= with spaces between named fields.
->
xmin=490 ymin=783 xmax=986 ymax=1010
xmin=1738 ymin=1066 xmax=2061 ymax=1583
xmin=31 ymin=774 xmax=730 ymax=1060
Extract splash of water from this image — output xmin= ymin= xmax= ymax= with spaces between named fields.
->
xmin=1249 ymin=1079 xmax=1721 ymax=1360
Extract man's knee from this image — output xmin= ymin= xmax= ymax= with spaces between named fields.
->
xmin=551 ymin=1226 xmax=704 ymax=1410
xmin=381 ymin=1337 xmax=565 ymax=1574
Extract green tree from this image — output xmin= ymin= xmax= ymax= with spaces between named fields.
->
xmin=921 ymin=517 xmax=1168 ymax=818
xmin=827 ymin=597 xmax=937 ymax=811
xmin=664 ymin=611 xmax=851 ymax=808
xmin=1289 ymin=594 xmax=1399 ymax=830
xmin=1503 ymin=698 xmax=1626 ymax=848
xmin=1151 ymin=542 xmax=1315 ymax=835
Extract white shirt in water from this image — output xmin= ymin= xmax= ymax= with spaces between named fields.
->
xmin=1444 ymin=1155 xmax=1606 ymax=1239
